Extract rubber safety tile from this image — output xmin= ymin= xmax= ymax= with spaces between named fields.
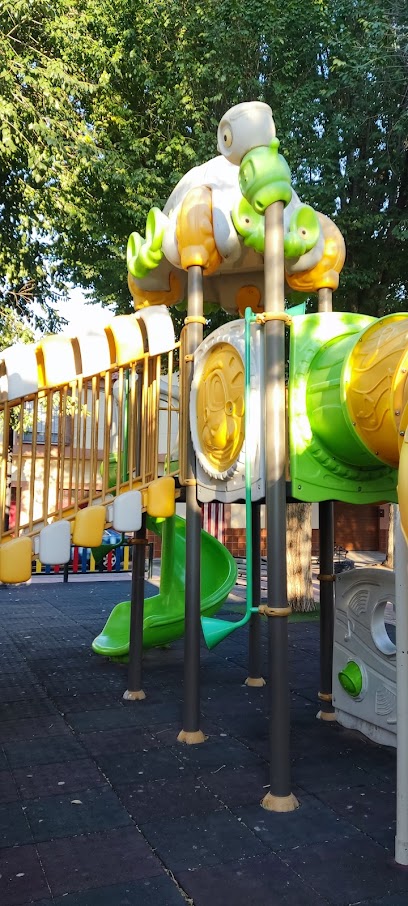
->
xmin=199 ymin=763 xmax=270 ymax=808
xmin=0 ymin=697 xmax=59 ymax=723
xmin=0 ymin=715 xmax=72 ymax=744
xmin=116 ymin=774 xmax=223 ymax=822
xmin=139 ymin=809 xmax=268 ymax=872
xmin=78 ymin=726 xmax=159 ymax=757
xmin=319 ymin=782 xmax=396 ymax=850
xmin=3 ymin=734 xmax=86 ymax=768
xmin=0 ymin=801 xmax=33 ymax=849
xmin=24 ymin=785 xmax=132 ymax=842
xmin=174 ymin=737 xmax=264 ymax=774
xmin=233 ymin=793 xmax=362 ymax=852
xmin=35 ymin=875 xmax=188 ymax=906
xmin=66 ymin=700 xmax=181 ymax=733
xmin=13 ymin=758 xmax=105 ymax=800
xmin=0 ymin=842 xmax=49 ymax=906
xmin=176 ymin=852 xmax=330 ymax=906
xmin=280 ymin=835 xmax=408 ymax=905
xmin=357 ymin=893 xmax=408 ymax=906
xmin=56 ymin=692 xmax=128 ymax=714
xmin=97 ymin=747 xmax=187 ymax=786
xmin=290 ymin=752 xmax=373 ymax=793
xmin=0 ymin=770 xmax=19 ymax=804
xmin=0 ymin=683 xmax=47 ymax=704
xmin=37 ymin=826 xmax=163 ymax=896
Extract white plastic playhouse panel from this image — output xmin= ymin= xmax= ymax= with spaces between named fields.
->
xmin=190 ymin=319 xmax=265 ymax=504
xmin=333 ymin=567 xmax=397 ymax=747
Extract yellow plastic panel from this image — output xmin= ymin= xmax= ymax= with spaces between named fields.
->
xmin=37 ymin=336 xmax=79 ymax=388
xmin=286 ymin=214 xmax=345 ymax=293
xmin=147 ymin=477 xmax=176 ymax=518
xmin=0 ymin=537 xmax=32 ymax=584
xmin=104 ymin=316 xmax=144 ymax=366
xmin=72 ymin=506 xmax=106 ymax=547
xmin=345 ymin=315 xmax=408 ymax=468
xmin=195 ymin=343 xmax=245 ymax=475
xmin=176 ymin=186 xmax=222 ymax=274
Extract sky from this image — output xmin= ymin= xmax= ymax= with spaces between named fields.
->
xmin=55 ymin=288 xmax=114 ymax=335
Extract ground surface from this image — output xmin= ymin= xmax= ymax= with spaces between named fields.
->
xmin=0 ymin=574 xmax=406 ymax=906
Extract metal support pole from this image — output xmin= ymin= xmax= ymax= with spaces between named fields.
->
xmin=178 ymin=265 xmax=205 ymax=744
xmin=262 ymin=201 xmax=298 ymax=812
xmin=317 ymin=501 xmax=336 ymax=720
xmin=123 ymin=513 xmax=147 ymax=701
xmin=317 ymin=286 xmax=336 ymax=721
xmin=394 ymin=511 xmax=408 ymax=865
xmin=246 ymin=502 xmax=266 ymax=686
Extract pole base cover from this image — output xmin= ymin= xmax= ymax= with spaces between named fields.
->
xmin=177 ymin=729 xmax=207 ymax=745
xmin=245 ymin=676 xmax=266 ymax=687
xmin=261 ymin=791 xmax=299 ymax=812
xmin=123 ymin=689 xmax=146 ymax=701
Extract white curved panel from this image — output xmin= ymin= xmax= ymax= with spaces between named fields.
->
xmin=135 ymin=304 xmax=175 ymax=356
xmin=0 ymin=343 xmax=38 ymax=401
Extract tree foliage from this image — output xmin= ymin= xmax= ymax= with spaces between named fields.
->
xmin=0 ymin=0 xmax=407 ymax=329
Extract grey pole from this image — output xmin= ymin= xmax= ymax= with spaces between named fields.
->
xmin=317 ymin=287 xmax=336 ymax=721
xmin=178 ymin=264 xmax=205 ymax=744
xmin=246 ymin=502 xmax=266 ymax=686
xmin=394 ymin=511 xmax=408 ymax=865
xmin=262 ymin=201 xmax=298 ymax=812
xmin=124 ymin=512 xmax=147 ymax=701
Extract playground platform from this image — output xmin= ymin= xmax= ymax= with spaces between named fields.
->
xmin=0 ymin=575 xmax=406 ymax=906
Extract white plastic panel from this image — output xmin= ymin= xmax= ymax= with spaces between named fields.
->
xmin=333 ymin=567 xmax=397 ymax=747
xmin=135 ymin=305 xmax=175 ymax=356
xmin=77 ymin=329 xmax=112 ymax=377
xmin=38 ymin=336 xmax=78 ymax=387
xmin=0 ymin=343 xmax=38 ymax=401
xmin=190 ymin=319 xmax=265 ymax=504
xmin=112 ymin=490 xmax=142 ymax=532
xmin=38 ymin=520 xmax=71 ymax=565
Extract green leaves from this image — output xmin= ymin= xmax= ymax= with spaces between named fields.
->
xmin=0 ymin=0 xmax=407 ymax=328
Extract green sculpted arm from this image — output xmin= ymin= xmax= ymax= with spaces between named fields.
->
xmin=231 ymin=197 xmax=265 ymax=254
xmin=284 ymin=205 xmax=321 ymax=258
xmin=127 ymin=207 xmax=166 ymax=279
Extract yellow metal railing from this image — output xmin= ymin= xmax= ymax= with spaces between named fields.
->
xmin=0 ymin=344 xmax=180 ymax=545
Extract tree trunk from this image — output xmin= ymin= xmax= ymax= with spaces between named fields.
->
xmin=286 ymin=501 xmax=315 ymax=612
xmin=383 ymin=504 xmax=395 ymax=569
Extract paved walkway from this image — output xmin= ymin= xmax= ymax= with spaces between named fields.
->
xmin=0 ymin=573 xmax=406 ymax=905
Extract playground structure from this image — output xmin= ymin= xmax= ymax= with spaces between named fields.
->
xmin=333 ymin=567 xmax=397 ymax=748
xmin=1 ymin=101 xmax=408 ymax=863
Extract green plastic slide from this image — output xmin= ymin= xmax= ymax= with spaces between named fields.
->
xmin=91 ymin=514 xmax=237 ymax=656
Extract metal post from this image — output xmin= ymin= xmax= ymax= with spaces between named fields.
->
xmin=394 ymin=511 xmax=408 ymax=865
xmin=246 ymin=502 xmax=266 ymax=686
xmin=262 ymin=201 xmax=298 ymax=812
xmin=123 ymin=512 xmax=147 ymax=701
xmin=317 ymin=501 xmax=336 ymax=720
xmin=178 ymin=265 xmax=205 ymax=744
xmin=317 ymin=287 xmax=336 ymax=721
